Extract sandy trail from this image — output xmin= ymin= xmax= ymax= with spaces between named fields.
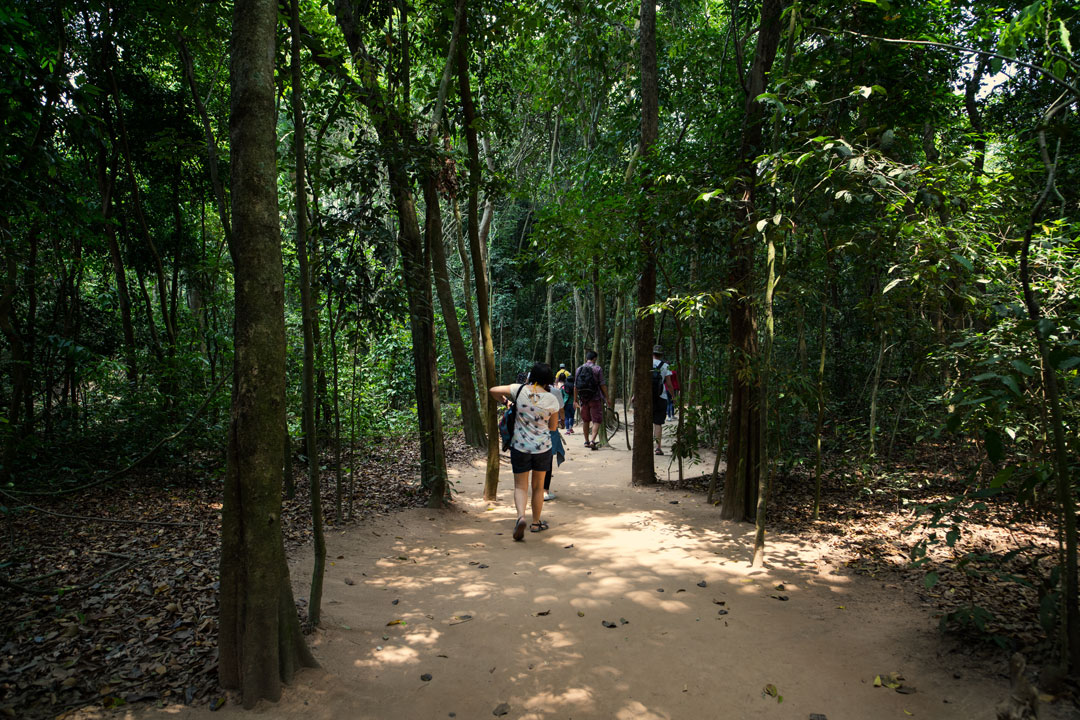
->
xmin=107 ymin=431 xmax=1037 ymax=720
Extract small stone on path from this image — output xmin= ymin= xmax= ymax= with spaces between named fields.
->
xmin=493 ymin=702 xmax=510 ymax=716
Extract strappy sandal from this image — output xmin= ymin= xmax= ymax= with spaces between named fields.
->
xmin=530 ymin=520 xmax=549 ymax=532
xmin=513 ymin=516 xmax=527 ymax=541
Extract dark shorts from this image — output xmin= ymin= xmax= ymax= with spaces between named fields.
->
xmin=510 ymin=448 xmax=553 ymax=474
xmin=652 ymin=401 xmax=666 ymax=426
xmin=580 ymin=396 xmax=603 ymax=424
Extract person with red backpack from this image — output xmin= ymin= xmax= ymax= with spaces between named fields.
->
xmin=572 ymin=350 xmax=608 ymax=450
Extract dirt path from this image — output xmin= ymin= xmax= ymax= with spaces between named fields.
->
xmin=108 ymin=434 xmax=1043 ymax=720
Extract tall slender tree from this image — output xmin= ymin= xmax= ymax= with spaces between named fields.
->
xmin=720 ymin=0 xmax=786 ymax=522
xmin=219 ymin=0 xmax=316 ymax=705
xmin=631 ymin=0 xmax=659 ymax=486
xmin=289 ymin=0 xmax=326 ymax=627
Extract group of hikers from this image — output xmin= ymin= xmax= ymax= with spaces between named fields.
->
xmin=488 ymin=345 xmax=679 ymax=542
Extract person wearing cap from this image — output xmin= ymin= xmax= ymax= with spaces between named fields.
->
xmin=651 ymin=345 xmax=675 ymax=455
xmin=555 ymin=363 xmax=571 ymax=384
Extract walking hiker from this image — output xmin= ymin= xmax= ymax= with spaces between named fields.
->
xmin=573 ymin=350 xmax=609 ymax=450
xmin=490 ymin=363 xmax=561 ymax=540
xmin=561 ymin=373 xmax=576 ymax=434
xmin=651 ymin=345 xmax=675 ymax=455
xmin=666 ymin=363 xmax=680 ymax=420
xmin=555 ymin=363 xmax=571 ymax=384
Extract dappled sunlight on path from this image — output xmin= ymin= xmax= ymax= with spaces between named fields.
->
xmin=104 ymin=438 xmax=1041 ymax=720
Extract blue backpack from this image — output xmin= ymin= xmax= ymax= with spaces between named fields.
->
xmin=498 ymin=385 xmax=526 ymax=451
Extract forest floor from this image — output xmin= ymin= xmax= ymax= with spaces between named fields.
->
xmin=47 ymin=419 xmax=1073 ymax=720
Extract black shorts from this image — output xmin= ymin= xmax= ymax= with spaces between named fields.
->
xmin=510 ymin=448 xmax=553 ymax=474
xmin=652 ymin=402 xmax=666 ymax=426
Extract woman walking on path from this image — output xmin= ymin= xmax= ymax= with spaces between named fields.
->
xmin=490 ymin=363 xmax=562 ymax=540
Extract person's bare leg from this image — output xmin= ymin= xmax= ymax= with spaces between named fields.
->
xmin=514 ymin=472 xmax=530 ymax=520
xmin=530 ymin=469 xmax=545 ymax=524
xmin=654 ymin=423 xmax=663 ymax=450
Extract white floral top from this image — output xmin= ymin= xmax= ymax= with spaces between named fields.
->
xmin=509 ymin=383 xmax=561 ymax=454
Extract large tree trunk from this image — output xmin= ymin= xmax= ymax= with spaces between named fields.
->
xmin=720 ymin=0 xmax=785 ymax=522
xmin=457 ymin=9 xmax=500 ymax=501
xmin=631 ymin=0 xmax=659 ymax=486
xmin=427 ymin=180 xmax=486 ymax=449
xmin=289 ymin=0 xmax=326 ymax=628
xmin=219 ymin=0 xmax=317 ymax=706
xmin=395 ymin=180 xmax=449 ymax=505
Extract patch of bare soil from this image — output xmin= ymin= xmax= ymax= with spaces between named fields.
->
xmin=667 ymin=441 xmax=1074 ymax=703
xmin=0 ymin=433 xmax=481 ymax=719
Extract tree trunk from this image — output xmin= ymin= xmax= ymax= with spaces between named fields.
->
xmin=573 ymin=286 xmax=586 ymax=369
xmin=457 ymin=9 xmax=500 ymax=501
xmin=427 ymin=181 xmax=486 ymax=448
xmin=97 ymin=150 xmax=137 ymax=384
xmin=593 ymin=264 xmax=606 ymax=363
xmin=453 ymin=198 xmax=486 ymax=416
xmin=330 ymin=296 xmax=344 ymax=523
xmin=333 ymin=0 xmax=448 ymax=505
xmin=631 ymin=0 xmax=660 ymax=486
xmin=607 ymin=295 xmax=623 ymax=404
xmin=706 ymin=350 xmax=731 ymax=506
xmin=289 ymin=0 xmax=325 ymax=626
xmin=105 ymin=63 xmax=176 ymax=352
xmin=812 ymin=286 xmax=827 ymax=521
xmin=396 ymin=180 xmax=449 ymax=505
xmin=0 ymin=249 xmax=29 ymax=484
xmin=720 ymin=0 xmax=785 ymax=521
xmin=219 ymin=0 xmax=317 ymax=704
xmin=1018 ymin=133 xmax=1079 ymax=672
xmin=868 ymin=329 xmax=886 ymax=457
xmin=752 ymin=232 xmax=777 ymax=567
xmin=544 ymin=283 xmax=555 ymax=367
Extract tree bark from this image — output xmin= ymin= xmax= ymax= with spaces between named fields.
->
xmin=867 ymin=329 xmax=886 ymax=457
xmin=289 ymin=0 xmax=326 ymax=627
xmin=1019 ymin=129 xmax=1078 ymax=672
xmin=428 ymin=182 xmax=486 ymax=448
xmin=219 ymin=0 xmax=317 ymax=705
xmin=752 ymin=231 xmax=777 ymax=567
xmin=453 ymin=198 xmax=486 ymax=416
xmin=720 ymin=0 xmax=785 ymax=521
xmin=456 ymin=8 xmax=501 ymax=501
xmin=98 ymin=150 xmax=137 ymax=383
xmin=332 ymin=0 xmax=448 ymax=504
xmin=544 ymin=283 xmax=555 ymax=367
xmin=631 ymin=0 xmax=659 ymax=486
